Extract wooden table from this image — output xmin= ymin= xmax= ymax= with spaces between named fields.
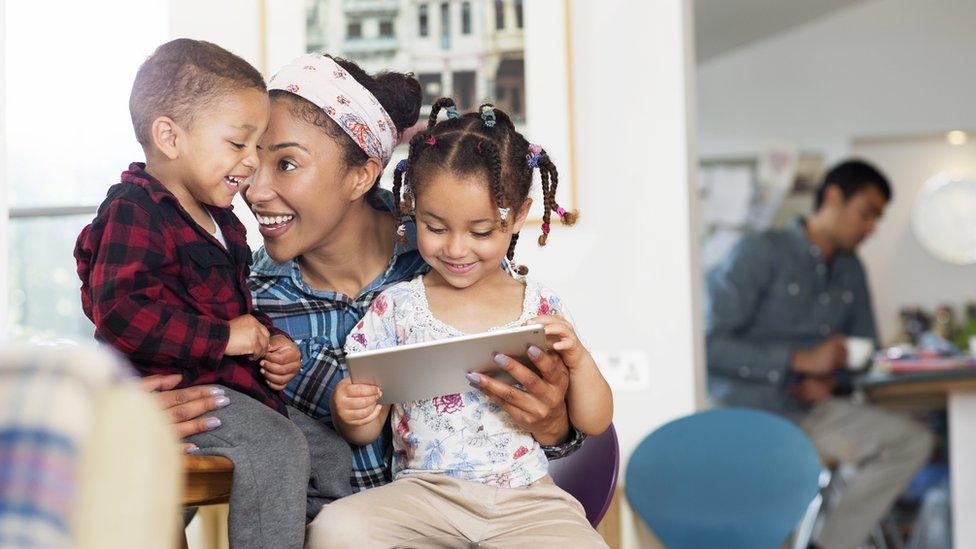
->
xmin=858 ymin=368 xmax=976 ymax=547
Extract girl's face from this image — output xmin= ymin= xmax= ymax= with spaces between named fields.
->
xmin=414 ymin=169 xmax=530 ymax=290
xmin=245 ymin=98 xmax=370 ymax=262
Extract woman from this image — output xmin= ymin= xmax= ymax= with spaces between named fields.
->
xmin=243 ymin=53 xmax=582 ymax=510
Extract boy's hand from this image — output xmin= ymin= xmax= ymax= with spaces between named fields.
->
xmin=332 ymin=377 xmax=384 ymax=426
xmin=260 ymin=335 xmax=301 ymax=391
xmin=226 ymin=314 xmax=270 ymax=360
xmin=527 ymin=315 xmax=590 ymax=371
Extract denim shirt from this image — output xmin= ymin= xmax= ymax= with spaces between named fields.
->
xmin=705 ymin=218 xmax=877 ymax=416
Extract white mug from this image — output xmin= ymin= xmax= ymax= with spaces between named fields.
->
xmin=845 ymin=336 xmax=875 ymax=371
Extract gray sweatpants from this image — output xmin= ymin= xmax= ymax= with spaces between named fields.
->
xmin=800 ymin=398 xmax=935 ymax=549
xmin=185 ymin=387 xmax=353 ymax=549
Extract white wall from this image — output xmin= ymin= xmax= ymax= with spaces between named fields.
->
xmin=0 ymin=0 xmax=7 ymax=339
xmin=698 ymin=0 xmax=976 ymax=162
xmin=854 ymin=137 xmax=976 ymax=344
xmin=697 ymin=0 xmax=976 ymax=345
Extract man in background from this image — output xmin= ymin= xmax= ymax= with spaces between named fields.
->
xmin=706 ymin=159 xmax=934 ymax=549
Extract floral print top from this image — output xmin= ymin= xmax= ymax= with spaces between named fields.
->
xmin=343 ymin=274 xmax=567 ymax=488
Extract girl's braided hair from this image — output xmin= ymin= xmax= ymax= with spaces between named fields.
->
xmin=392 ymin=98 xmax=577 ymax=274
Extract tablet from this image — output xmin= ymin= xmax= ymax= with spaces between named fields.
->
xmin=346 ymin=323 xmax=547 ymax=404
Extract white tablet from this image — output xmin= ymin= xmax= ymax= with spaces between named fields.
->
xmin=346 ymin=324 xmax=547 ymax=404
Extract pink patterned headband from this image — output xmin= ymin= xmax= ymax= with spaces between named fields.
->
xmin=269 ymin=54 xmax=398 ymax=167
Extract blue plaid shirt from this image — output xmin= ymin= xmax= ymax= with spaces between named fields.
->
xmin=248 ymin=190 xmax=428 ymax=490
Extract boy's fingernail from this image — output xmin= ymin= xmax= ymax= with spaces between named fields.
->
xmin=208 ymin=387 xmax=225 ymax=396
xmin=214 ymin=396 xmax=230 ymax=409
xmin=204 ymin=417 xmax=222 ymax=430
xmin=185 ymin=444 xmax=200 ymax=454
xmin=466 ymin=372 xmax=481 ymax=386
xmin=528 ymin=346 xmax=542 ymax=359
xmin=493 ymin=354 xmax=509 ymax=367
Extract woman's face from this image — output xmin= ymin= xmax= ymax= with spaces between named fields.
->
xmin=245 ymin=98 xmax=358 ymax=262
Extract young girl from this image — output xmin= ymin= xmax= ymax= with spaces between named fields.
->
xmin=305 ymin=99 xmax=613 ymax=548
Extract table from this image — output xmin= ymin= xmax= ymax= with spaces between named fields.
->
xmin=858 ymin=368 xmax=976 ymax=547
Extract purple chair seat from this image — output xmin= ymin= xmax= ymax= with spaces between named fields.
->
xmin=548 ymin=423 xmax=620 ymax=527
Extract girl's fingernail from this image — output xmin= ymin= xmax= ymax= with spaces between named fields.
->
xmin=466 ymin=372 xmax=481 ymax=386
xmin=528 ymin=346 xmax=542 ymax=359
xmin=493 ymin=354 xmax=509 ymax=366
xmin=204 ymin=417 xmax=222 ymax=430
xmin=185 ymin=444 xmax=200 ymax=454
xmin=260 ymin=368 xmax=266 ymax=375
xmin=208 ymin=387 xmax=225 ymax=396
xmin=215 ymin=396 xmax=231 ymax=408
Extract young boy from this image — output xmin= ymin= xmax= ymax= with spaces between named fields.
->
xmin=74 ymin=39 xmax=351 ymax=548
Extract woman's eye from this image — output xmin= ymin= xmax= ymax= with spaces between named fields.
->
xmin=471 ymin=231 xmax=493 ymax=238
xmin=230 ymin=142 xmax=245 ymax=150
xmin=425 ymin=225 xmax=446 ymax=234
xmin=277 ymin=159 xmax=296 ymax=172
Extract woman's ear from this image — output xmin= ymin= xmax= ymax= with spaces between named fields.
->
xmin=511 ymin=198 xmax=533 ymax=234
xmin=149 ymin=116 xmax=181 ymax=160
xmin=346 ymin=156 xmax=383 ymax=202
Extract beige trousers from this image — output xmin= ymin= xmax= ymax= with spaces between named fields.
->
xmin=305 ymin=474 xmax=607 ymax=549
xmin=800 ymin=398 xmax=934 ymax=549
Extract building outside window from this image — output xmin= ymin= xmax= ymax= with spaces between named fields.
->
xmin=494 ymin=0 xmax=505 ymax=30
xmin=461 ymin=2 xmax=472 ymax=35
xmin=440 ymin=3 xmax=451 ymax=50
xmin=515 ymin=0 xmax=523 ymax=28
xmin=419 ymin=4 xmax=429 ymax=37
xmin=347 ymin=21 xmax=363 ymax=40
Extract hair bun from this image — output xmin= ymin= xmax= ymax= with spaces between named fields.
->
xmin=374 ymin=71 xmax=422 ymax=133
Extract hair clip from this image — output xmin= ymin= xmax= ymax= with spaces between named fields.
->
xmin=498 ymin=207 xmax=510 ymax=221
xmin=425 ymin=135 xmax=437 ymax=146
xmin=396 ymin=224 xmax=406 ymax=237
xmin=446 ymin=105 xmax=459 ymax=119
xmin=526 ymin=143 xmax=544 ymax=168
xmin=556 ymin=207 xmax=566 ymax=218
xmin=480 ymin=105 xmax=496 ymax=128
xmin=395 ymin=159 xmax=408 ymax=173
xmin=541 ymin=222 xmax=551 ymax=234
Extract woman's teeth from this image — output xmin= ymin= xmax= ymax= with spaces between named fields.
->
xmin=257 ymin=214 xmax=294 ymax=226
xmin=224 ymin=176 xmax=244 ymax=187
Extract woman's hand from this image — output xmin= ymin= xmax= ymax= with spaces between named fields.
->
xmin=138 ymin=374 xmax=230 ymax=454
xmin=468 ymin=346 xmax=572 ymax=446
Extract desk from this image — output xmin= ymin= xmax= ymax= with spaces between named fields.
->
xmin=858 ymin=368 xmax=976 ymax=547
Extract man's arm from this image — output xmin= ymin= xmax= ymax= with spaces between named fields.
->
xmin=705 ymin=235 xmax=794 ymax=385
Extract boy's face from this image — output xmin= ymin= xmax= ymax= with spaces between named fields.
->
xmin=177 ymin=87 xmax=270 ymax=208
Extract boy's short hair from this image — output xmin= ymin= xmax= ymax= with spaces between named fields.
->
xmin=129 ymin=38 xmax=266 ymax=147
xmin=815 ymin=159 xmax=892 ymax=210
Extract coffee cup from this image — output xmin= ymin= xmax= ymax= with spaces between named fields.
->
xmin=845 ymin=336 xmax=875 ymax=371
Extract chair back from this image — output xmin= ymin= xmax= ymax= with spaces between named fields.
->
xmin=625 ymin=408 xmax=820 ymax=548
xmin=549 ymin=423 xmax=619 ymax=527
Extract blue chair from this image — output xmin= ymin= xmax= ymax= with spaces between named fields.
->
xmin=625 ymin=408 xmax=821 ymax=548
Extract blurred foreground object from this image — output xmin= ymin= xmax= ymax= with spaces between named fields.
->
xmin=0 ymin=344 xmax=180 ymax=548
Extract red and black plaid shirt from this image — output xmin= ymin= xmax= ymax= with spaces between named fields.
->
xmin=75 ymin=163 xmax=288 ymax=414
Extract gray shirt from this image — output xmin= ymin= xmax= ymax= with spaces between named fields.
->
xmin=705 ymin=218 xmax=877 ymax=416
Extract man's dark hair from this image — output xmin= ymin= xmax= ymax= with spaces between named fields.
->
xmin=129 ymin=38 xmax=266 ymax=147
xmin=815 ymin=159 xmax=892 ymax=210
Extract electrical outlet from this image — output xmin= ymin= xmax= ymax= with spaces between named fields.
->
xmin=592 ymin=350 xmax=651 ymax=392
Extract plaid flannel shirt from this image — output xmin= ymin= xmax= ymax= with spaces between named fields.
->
xmin=74 ymin=163 xmax=288 ymax=414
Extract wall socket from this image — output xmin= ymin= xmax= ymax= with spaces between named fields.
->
xmin=592 ymin=350 xmax=651 ymax=392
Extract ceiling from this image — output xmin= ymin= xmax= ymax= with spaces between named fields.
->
xmin=694 ymin=0 xmax=865 ymax=64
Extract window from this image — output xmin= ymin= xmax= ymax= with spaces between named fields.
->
xmin=379 ymin=20 xmax=395 ymax=38
xmin=419 ymin=4 xmax=429 ymax=37
xmin=461 ymin=2 xmax=472 ymax=35
xmin=5 ymin=0 xmax=168 ymax=342
xmin=452 ymin=71 xmax=476 ymax=110
xmin=495 ymin=0 xmax=505 ymax=30
xmin=347 ymin=21 xmax=363 ymax=40
xmin=418 ymin=73 xmax=443 ymax=107
xmin=440 ymin=3 xmax=450 ymax=49
xmin=515 ymin=0 xmax=524 ymax=29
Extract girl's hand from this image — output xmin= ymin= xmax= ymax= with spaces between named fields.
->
xmin=260 ymin=335 xmax=301 ymax=391
xmin=332 ymin=377 xmax=384 ymax=426
xmin=527 ymin=315 xmax=590 ymax=371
